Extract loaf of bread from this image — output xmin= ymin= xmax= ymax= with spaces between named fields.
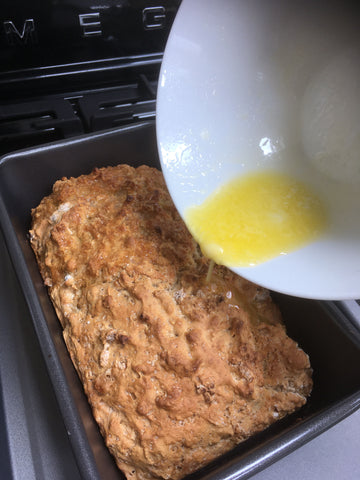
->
xmin=30 ymin=164 xmax=312 ymax=480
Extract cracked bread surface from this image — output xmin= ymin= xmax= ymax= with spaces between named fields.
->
xmin=30 ymin=164 xmax=312 ymax=480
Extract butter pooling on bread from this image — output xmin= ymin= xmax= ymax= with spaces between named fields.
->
xmin=30 ymin=165 xmax=312 ymax=480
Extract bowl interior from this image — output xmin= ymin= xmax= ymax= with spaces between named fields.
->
xmin=156 ymin=0 xmax=360 ymax=299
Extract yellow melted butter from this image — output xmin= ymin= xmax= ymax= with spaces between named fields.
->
xmin=186 ymin=170 xmax=328 ymax=267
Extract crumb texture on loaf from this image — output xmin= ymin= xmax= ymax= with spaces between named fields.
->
xmin=30 ymin=165 xmax=312 ymax=480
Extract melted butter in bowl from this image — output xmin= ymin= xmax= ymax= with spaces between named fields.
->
xmin=157 ymin=0 xmax=360 ymax=298
xmin=185 ymin=170 xmax=328 ymax=267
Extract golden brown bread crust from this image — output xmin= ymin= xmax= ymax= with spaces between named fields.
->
xmin=30 ymin=165 xmax=312 ymax=480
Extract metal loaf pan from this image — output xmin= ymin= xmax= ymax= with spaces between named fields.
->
xmin=1 ymin=122 xmax=360 ymax=480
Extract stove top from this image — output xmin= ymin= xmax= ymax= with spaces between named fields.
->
xmin=0 ymin=0 xmax=181 ymax=156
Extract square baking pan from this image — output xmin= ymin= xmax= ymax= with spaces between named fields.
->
xmin=1 ymin=121 xmax=360 ymax=480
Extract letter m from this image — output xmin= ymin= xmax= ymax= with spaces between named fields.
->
xmin=4 ymin=19 xmax=36 ymax=45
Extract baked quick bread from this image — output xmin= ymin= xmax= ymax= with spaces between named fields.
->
xmin=30 ymin=165 xmax=312 ymax=480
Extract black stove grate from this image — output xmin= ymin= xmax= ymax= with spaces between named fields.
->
xmin=77 ymin=73 xmax=157 ymax=132
xmin=0 ymin=97 xmax=83 ymax=153
xmin=0 ymin=72 xmax=158 ymax=156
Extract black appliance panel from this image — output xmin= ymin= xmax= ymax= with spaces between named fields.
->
xmin=0 ymin=1 xmax=180 ymax=76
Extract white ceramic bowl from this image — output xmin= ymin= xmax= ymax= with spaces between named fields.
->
xmin=156 ymin=0 xmax=360 ymax=299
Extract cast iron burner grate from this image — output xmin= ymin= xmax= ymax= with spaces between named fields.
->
xmin=0 ymin=73 xmax=157 ymax=156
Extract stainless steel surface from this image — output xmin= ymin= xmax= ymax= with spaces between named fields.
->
xmin=253 ymin=407 xmax=360 ymax=479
